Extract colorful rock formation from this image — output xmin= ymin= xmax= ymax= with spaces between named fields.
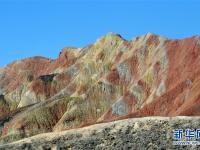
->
xmin=0 ymin=33 xmax=200 ymax=143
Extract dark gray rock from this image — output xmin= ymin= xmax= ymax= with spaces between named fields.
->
xmin=0 ymin=117 xmax=200 ymax=150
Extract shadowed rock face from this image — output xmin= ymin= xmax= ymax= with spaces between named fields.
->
xmin=0 ymin=33 xmax=200 ymax=144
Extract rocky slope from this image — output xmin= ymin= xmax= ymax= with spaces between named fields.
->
xmin=0 ymin=33 xmax=200 ymax=144
xmin=0 ymin=117 xmax=200 ymax=150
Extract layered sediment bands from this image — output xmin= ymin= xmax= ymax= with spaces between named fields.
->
xmin=0 ymin=33 xmax=200 ymax=144
xmin=1 ymin=117 xmax=200 ymax=150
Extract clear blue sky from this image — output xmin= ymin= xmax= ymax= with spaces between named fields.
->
xmin=0 ymin=0 xmax=200 ymax=67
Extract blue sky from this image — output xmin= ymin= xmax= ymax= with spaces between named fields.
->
xmin=0 ymin=0 xmax=200 ymax=67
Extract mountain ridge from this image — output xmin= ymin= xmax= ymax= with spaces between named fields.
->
xmin=0 ymin=33 xmax=200 ymax=144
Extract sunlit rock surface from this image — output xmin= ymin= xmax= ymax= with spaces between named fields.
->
xmin=0 ymin=33 xmax=200 ymax=144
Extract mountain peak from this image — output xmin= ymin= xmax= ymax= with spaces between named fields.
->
xmin=98 ymin=32 xmax=124 ymax=42
xmin=105 ymin=32 xmax=123 ymax=38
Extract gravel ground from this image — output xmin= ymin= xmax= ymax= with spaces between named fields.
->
xmin=0 ymin=116 xmax=200 ymax=150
